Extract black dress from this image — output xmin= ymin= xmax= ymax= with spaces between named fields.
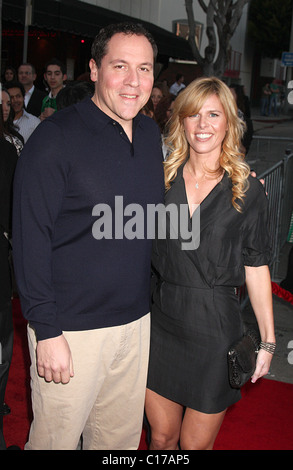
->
xmin=147 ymin=164 xmax=271 ymax=414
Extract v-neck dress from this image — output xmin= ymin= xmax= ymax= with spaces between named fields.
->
xmin=147 ymin=164 xmax=271 ymax=413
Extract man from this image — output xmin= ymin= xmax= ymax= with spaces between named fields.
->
xmin=0 ymin=110 xmax=18 ymax=449
xmin=40 ymin=59 xmax=67 ymax=121
xmin=18 ymin=63 xmax=46 ymax=117
xmin=269 ymin=79 xmax=280 ymax=117
xmin=169 ymin=73 xmax=186 ymax=96
xmin=6 ymin=81 xmax=40 ymax=143
xmin=13 ymin=22 xmax=164 ymax=450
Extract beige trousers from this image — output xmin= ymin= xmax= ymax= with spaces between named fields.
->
xmin=25 ymin=313 xmax=150 ymax=450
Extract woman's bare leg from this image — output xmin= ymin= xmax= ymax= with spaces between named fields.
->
xmin=145 ymin=388 xmax=183 ymax=450
xmin=180 ymin=407 xmax=226 ymax=450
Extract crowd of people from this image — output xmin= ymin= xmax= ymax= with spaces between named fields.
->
xmin=0 ymin=22 xmax=276 ymax=451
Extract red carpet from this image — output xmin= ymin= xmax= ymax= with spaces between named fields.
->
xmin=3 ymin=299 xmax=293 ymax=450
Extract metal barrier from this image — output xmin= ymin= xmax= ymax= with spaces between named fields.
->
xmin=258 ymin=150 xmax=293 ymax=280
xmin=250 ymin=136 xmax=293 ymax=160
xmin=239 ymin=149 xmax=293 ymax=307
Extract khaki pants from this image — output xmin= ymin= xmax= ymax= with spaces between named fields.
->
xmin=25 ymin=313 xmax=150 ymax=450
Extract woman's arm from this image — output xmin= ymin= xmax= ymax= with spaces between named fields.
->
xmin=244 ymin=265 xmax=276 ymax=383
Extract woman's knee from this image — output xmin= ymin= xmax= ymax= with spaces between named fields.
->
xmin=149 ymin=428 xmax=179 ymax=450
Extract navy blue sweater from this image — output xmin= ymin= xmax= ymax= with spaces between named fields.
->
xmin=12 ymin=97 xmax=164 ymax=340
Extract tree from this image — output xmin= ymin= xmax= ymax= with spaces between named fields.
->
xmin=247 ymin=0 xmax=293 ymax=59
xmin=185 ymin=0 xmax=251 ymax=77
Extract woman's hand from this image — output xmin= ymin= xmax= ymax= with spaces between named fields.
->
xmin=251 ymin=349 xmax=273 ymax=383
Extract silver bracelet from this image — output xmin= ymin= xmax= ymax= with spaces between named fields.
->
xmin=259 ymin=341 xmax=276 ymax=355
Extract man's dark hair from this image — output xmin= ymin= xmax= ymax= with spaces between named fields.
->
xmin=44 ymin=58 xmax=67 ymax=75
xmin=91 ymin=22 xmax=158 ymax=68
xmin=56 ymin=81 xmax=94 ymax=110
xmin=5 ymin=81 xmax=26 ymax=97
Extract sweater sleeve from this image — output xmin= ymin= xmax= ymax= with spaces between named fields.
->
xmin=12 ymin=120 xmax=68 ymax=340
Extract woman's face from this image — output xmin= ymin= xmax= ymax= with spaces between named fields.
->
xmin=5 ymin=69 xmax=14 ymax=82
xmin=183 ymin=94 xmax=228 ymax=160
xmin=151 ymin=87 xmax=163 ymax=109
xmin=1 ymin=90 xmax=11 ymax=122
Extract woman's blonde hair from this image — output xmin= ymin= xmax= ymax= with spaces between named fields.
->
xmin=164 ymin=76 xmax=250 ymax=212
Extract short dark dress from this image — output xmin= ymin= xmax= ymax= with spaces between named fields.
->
xmin=147 ymin=164 xmax=271 ymax=414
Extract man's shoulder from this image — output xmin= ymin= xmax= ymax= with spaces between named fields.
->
xmin=23 ymin=110 xmax=41 ymax=123
xmin=32 ymin=87 xmax=47 ymax=98
xmin=137 ymin=113 xmax=161 ymax=136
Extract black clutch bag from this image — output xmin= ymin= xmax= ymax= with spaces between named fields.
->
xmin=228 ymin=329 xmax=260 ymax=389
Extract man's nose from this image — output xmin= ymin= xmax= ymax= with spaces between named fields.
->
xmin=125 ymin=69 xmax=139 ymax=87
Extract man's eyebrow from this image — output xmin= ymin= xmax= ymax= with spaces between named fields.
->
xmin=110 ymin=59 xmax=153 ymax=67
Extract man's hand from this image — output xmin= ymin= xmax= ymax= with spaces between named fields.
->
xmin=36 ymin=334 xmax=74 ymax=384
xmin=40 ymin=107 xmax=56 ymax=121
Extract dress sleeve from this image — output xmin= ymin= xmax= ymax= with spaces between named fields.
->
xmin=242 ymin=179 xmax=272 ymax=267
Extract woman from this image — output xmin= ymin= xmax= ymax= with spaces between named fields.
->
xmin=151 ymin=83 xmax=164 ymax=110
xmin=2 ymin=66 xmax=17 ymax=85
xmin=155 ymin=93 xmax=176 ymax=159
xmin=1 ymin=87 xmax=24 ymax=155
xmin=145 ymin=77 xmax=275 ymax=450
xmin=229 ymin=83 xmax=253 ymax=155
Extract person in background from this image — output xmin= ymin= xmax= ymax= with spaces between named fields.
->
xmin=145 ymin=77 xmax=275 ymax=450
xmin=260 ymin=83 xmax=271 ymax=116
xmin=140 ymin=96 xmax=155 ymax=119
xmin=154 ymin=93 xmax=176 ymax=159
xmin=12 ymin=22 xmax=164 ymax=451
xmin=169 ymin=73 xmax=186 ymax=96
xmin=2 ymin=66 xmax=17 ymax=85
xmin=56 ymin=81 xmax=94 ymax=111
xmin=229 ymin=84 xmax=253 ymax=155
xmin=6 ymin=81 xmax=40 ymax=143
xmin=40 ymin=59 xmax=67 ymax=121
xmin=269 ymin=79 xmax=280 ymax=117
xmin=151 ymin=82 xmax=164 ymax=110
xmin=0 ymin=106 xmax=18 ymax=450
xmin=1 ymin=87 xmax=24 ymax=156
xmin=18 ymin=63 xmax=46 ymax=118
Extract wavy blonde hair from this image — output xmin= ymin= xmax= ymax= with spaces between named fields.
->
xmin=164 ymin=77 xmax=250 ymax=212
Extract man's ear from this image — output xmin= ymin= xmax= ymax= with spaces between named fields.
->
xmin=89 ymin=59 xmax=98 ymax=82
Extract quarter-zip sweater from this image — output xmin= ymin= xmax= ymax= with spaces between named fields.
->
xmin=13 ymin=97 xmax=164 ymax=340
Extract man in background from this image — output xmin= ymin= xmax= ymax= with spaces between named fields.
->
xmin=6 ymin=81 xmax=40 ymax=143
xmin=18 ymin=63 xmax=46 ymax=117
xmin=40 ymin=59 xmax=67 ymax=121
xmin=169 ymin=73 xmax=186 ymax=95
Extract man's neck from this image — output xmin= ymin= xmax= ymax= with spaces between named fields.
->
xmin=24 ymin=84 xmax=34 ymax=93
xmin=14 ymin=109 xmax=24 ymax=120
xmin=51 ymin=85 xmax=63 ymax=98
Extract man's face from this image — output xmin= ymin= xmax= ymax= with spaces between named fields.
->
xmin=89 ymin=33 xmax=154 ymax=127
xmin=8 ymin=87 xmax=24 ymax=115
xmin=44 ymin=65 xmax=66 ymax=93
xmin=18 ymin=65 xmax=36 ymax=88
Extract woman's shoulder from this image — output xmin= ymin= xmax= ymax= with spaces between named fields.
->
xmin=244 ymin=174 xmax=268 ymax=208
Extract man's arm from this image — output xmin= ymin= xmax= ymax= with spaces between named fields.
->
xmin=13 ymin=119 xmax=73 ymax=382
